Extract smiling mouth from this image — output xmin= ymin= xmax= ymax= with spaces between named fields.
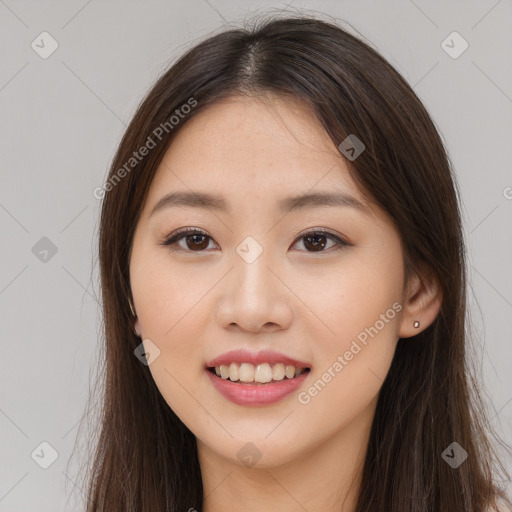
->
xmin=206 ymin=366 xmax=311 ymax=385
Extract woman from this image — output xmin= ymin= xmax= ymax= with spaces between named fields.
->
xmin=80 ymin=14 xmax=511 ymax=511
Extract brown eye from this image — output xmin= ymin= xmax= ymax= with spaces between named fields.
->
xmin=302 ymin=233 xmax=329 ymax=251
xmin=183 ymin=233 xmax=210 ymax=251
xmin=162 ymin=228 xmax=216 ymax=252
xmin=292 ymin=230 xmax=350 ymax=253
xmin=161 ymin=228 xmax=350 ymax=254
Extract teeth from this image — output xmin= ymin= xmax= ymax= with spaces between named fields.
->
xmin=255 ymin=363 xmax=273 ymax=383
xmin=219 ymin=365 xmax=229 ymax=379
xmin=213 ymin=363 xmax=307 ymax=383
xmin=285 ymin=365 xmax=295 ymax=379
xmin=229 ymin=363 xmax=238 ymax=382
xmin=272 ymin=363 xmax=285 ymax=381
xmin=239 ymin=363 xmax=255 ymax=382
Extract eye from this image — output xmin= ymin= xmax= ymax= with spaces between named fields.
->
xmin=160 ymin=228 xmax=351 ymax=253
xmin=291 ymin=229 xmax=350 ymax=253
xmin=161 ymin=227 xmax=216 ymax=252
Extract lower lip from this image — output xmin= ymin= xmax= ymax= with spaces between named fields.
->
xmin=205 ymin=368 xmax=310 ymax=406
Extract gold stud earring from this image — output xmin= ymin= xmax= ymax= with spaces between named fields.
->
xmin=413 ymin=320 xmax=420 ymax=328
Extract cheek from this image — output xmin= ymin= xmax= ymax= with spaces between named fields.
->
xmin=131 ymin=245 xmax=206 ymax=336
xmin=298 ymin=254 xmax=402 ymax=409
xmin=294 ymin=287 xmax=401 ymax=441
xmin=132 ymin=256 xmax=211 ymax=427
xmin=130 ymin=247 xmax=211 ymax=391
xmin=302 ymin=254 xmax=403 ymax=346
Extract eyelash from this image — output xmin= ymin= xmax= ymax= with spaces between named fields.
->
xmin=160 ymin=227 xmax=351 ymax=254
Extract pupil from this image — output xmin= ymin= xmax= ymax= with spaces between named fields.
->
xmin=187 ymin=234 xmax=208 ymax=250
xmin=305 ymin=234 xmax=326 ymax=251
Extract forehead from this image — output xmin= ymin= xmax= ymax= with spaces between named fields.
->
xmin=144 ymin=94 xmax=373 ymax=216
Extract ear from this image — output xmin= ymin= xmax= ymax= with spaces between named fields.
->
xmin=398 ymin=263 xmax=443 ymax=339
xmin=134 ymin=317 xmax=142 ymax=338
xmin=128 ymin=294 xmax=142 ymax=337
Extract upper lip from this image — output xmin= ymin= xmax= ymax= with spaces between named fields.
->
xmin=205 ymin=349 xmax=311 ymax=369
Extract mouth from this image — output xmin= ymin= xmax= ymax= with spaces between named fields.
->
xmin=206 ymin=364 xmax=312 ymax=385
xmin=205 ymin=361 xmax=312 ymax=406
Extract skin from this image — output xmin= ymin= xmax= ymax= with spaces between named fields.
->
xmin=129 ymin=92 xmax=443 ymax=511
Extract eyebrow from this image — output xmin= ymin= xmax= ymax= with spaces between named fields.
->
xmin=150 ymin=190 xmax=371 ymax=217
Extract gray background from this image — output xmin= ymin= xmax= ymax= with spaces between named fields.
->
xmin=1 ymin=1 xmax=511 ymax=510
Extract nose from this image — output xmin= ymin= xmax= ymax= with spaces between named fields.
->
xmin=215 ymin=249 xmax=293 ymax=333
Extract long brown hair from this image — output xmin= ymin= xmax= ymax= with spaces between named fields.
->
xmin=74 ymin=13 xmax=512 ymax=511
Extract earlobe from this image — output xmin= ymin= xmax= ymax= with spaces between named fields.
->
xmin=399 ymin=266 xmax=443 ymax=339
xmin=134 ymin=318 xmax=142 ymax=338
xmin=128 ymin=296 xmax=142 ymax=337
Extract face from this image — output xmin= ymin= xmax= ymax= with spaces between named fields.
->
xmin=129 ymin=93 xmax=407 ymax=469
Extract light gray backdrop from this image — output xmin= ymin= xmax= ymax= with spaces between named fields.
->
xmin=1 ymin=1 xmax=511 ymax=510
